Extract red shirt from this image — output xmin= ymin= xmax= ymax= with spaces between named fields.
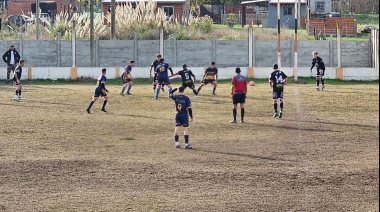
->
xmin=231 ymin=74 xmax=246 ymax=93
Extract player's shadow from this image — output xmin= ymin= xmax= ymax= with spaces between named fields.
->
xmin=0 ymin=102 xmax=42 ymax=108
xmin=287 ymin=119 xmax=378 ymax=129
xmin=259 ymin=123 xmax=341 ymax=132
xmin=116 ymin=113 xmax=172 ymax=120
xmin=26 ymin=100 xmax=80 ymax=107
xmin=194 ymin=149 xmax=300 ymax=163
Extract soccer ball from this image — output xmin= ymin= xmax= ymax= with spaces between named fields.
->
xmin=249 ymin=81 xmax=255 ymax=86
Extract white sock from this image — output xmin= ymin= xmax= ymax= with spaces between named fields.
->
xmin=175 ymin=142 xmax=179 ymax=146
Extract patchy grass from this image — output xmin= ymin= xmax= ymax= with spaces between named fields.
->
xmin=0 ymin=82 xmax=378 ymax=211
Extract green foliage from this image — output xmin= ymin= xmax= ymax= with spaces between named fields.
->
xmin=189 ymin=15 xmax=214 ymax=33
xmin=227 ymin=13 xmax=235 ymax=22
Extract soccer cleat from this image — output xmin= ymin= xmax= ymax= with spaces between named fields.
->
xmin=322 ymin=86 xmax=325 ymax=91
xmin=86 ymin=109 xmax=91 ymax=114
xmin=175 ymin=145 xmax=181 ymax=148
xmin=240 ymin=120 xmax=245 ymax=123
xmin=120 ymin=93 xmax=125 ymax=96
xmin=161 ymin=87 xmax=165 ymax=92
xmin=13 ymin=95 xmax=19 ymax=101
xmin=279 ymin=112 xmax=282 ymax=118
xmin=212 ymin=93 xmax=217 ymax=96
xmin=316 ymin=86 xmax=320 ymax=91
xmin=229 ymin=120 xmax=237 ymax=123
xmin=185 ymin=145 xmax=192 ymax=149
xmin=154 ymin=96 xmax=158 ymax=99
xmin=126 ymin=92 xmax=132 ymax=95
xmin=101 ymin=108 xmax=107 ymax=113
xmin=273 ymin=112 xmax=279 ymax=118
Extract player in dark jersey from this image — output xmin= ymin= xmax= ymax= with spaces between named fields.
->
xmin=230 ymin=67 xmax=247 ymax=123
xmin=269 ymin=64 xmax=288 ymax=118
xmin=154 ymin=58 xmax=174 ymax=99
xmin=86 ymin=68 xmax=109 ymax=114
xmin=149 ymin=54 xmax=165 ymax=92
xmin=172 ymin=64 xmax=197 ymax=95
xmin=12 ymin=59 xmax=25 ymax=101
xmin=169 ymin=86 xmax=193 ymax=149
xmin=310 ymin=51 xmax=326 ymax=91
xmin=120 ymin=60 xmax=135 ymax=96
xmin=196 ymin=62 xmax=218 ymax=96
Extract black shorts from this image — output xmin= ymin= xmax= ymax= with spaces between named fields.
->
xmin=317 ymin=69 xmax=325 ymax=77
xmin=182 ymin=80 xmax=195 ymax=90
xmin=202 ymin=79 xmax=215 ymax=85
xmin=233 ymin=93 xmax=246 ymax=104
xmin=94 ymin=89 xmax=107 ymax=97
xmin=272 ymin=86 xmax=284 ymax=99
xmin=13 ymin=80 xmax=22 ymax=86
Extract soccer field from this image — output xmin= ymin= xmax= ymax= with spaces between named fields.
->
xmin=0 ymin=81 xmax=379 ymax=211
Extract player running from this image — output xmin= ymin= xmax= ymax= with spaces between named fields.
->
xmin=196 ymin=62 xmax=218 ymax=96
xmin=172 ymin=64 xmax=197 ymax=95
xmin=154 ymin=58 xmax=174 ymax=99
xmin=169 ymin=87 xmax=193 ymax=149
xmin=310 ymin=51 xmax=326 ymax=91
xmin=120 ymin=60 xmax=135 ymax=96
xmin=149 ymin=54 xmax=165 ymax=92
xmin=86 ymin=68 xmax=109 ymax=114
xmin=269 ymin=64 xmax=288 ymax=118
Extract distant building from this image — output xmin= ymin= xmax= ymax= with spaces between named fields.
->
xmin=6 ymin=0 xmax=72 ymax=17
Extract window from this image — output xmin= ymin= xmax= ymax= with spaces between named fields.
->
xmin=316 ymin=1 xmax=325 ymax=13
xmin=283 ymin=5 xmax=292 ymax=16
xmin=163 ymin=6 xmax=174 ymax=18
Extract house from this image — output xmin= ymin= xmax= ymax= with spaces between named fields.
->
xmin=6 ymin=0 xmax=72 ymax=17
xmin=241 ymin=0 xmax=307 ymax=28
xmin=309 ymin=0 xmax=332 ymax=17
xmin=101 ymin=0 xmax=188 ymax=22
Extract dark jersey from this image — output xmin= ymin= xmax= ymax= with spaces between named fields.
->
xmin=122 ymin=65 xmax=132 ymax=80
xmin=155 ymin=63 xmax=171 ymax=77
xmin=13 ymin=65 xmax=22 ymax=80
xmin=96 ymin=74 xmax=107 ymax=89
xmin=177 ymin=69 xmax=195 ymax=83
xmin=150 ymin=60 xmax=160 ymax=70
xmin=204 ymin=67 xmax=218 ymax=80
xmin=270 ymin=70 xmax=287 ymax=89
xmin=171 ymin=94 xmax=191 ymax=116
xmin=311 ymin=56 xmax=325 ymax=71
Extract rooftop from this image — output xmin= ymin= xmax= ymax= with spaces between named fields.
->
xmin=102 ymin=0 xmax=186 ymax=3
xmin=241 ymin=0 xmax=306 ymax=4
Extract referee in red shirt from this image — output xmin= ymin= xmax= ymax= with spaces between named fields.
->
xmin=230 ymin=67 xmax=248 ymax=123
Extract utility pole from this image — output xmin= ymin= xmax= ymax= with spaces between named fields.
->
xmin=90 ymin=0 xmax=94 ymax=67
xmin=111 ymin=0 xmax=116 ymax=39
xmin=36 ymin=0 xmax=40 ymax=40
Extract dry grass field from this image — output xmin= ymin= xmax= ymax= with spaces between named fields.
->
xmin=0 ymin=79 xmax=378 ymax=212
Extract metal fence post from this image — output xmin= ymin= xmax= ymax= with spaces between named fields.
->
xmin=248 ymin=21 xmax=253 ymax=67
xmin=337 ymin=21 xmax=341 ymax=67
xmin=72 ymin=21 xmax=76 ymax=67
xmin=329 ymin=34 xmax=334 ymax=66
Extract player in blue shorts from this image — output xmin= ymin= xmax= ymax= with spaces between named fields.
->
xmin=196 ymin=62 xmax=218 ymax=96
xmin=120 ymin=60 xmax=135 ymax=96
xmin=154 ymin=58 xmax=174 ymax=99
xmin=169 ymin=87 xmax=193 ymax=149
xmin=86 ymin=68 xmax=109 ymax=114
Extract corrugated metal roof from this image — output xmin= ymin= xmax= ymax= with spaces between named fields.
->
xmin=241 ymin=0 xmax=268 ymax=5
xmin=102 ymin=0 xmax=186 ymax=3
xmin=241 ymin=0 xmax=306 ymax=4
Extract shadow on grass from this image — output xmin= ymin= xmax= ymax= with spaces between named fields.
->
xmin=287 ymin=119 xmax=379 ymax=129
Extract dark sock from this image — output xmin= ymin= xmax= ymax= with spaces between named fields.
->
xmin=87 ymin=101 xmax=94 ymax=110
xmin=127 ymin=85 xmax=132 ymax=93
xmin=15 ymin=89 xmax=19 ymax=95
xmin=316 ymin=80 xmax=320 ymax=86
xmin=241 ymin=108 xmax=244 ymax=121
xmin=280 ymin=102 xmax=283 ymax=112
xmin=175 ymin=135 xmax=179 ymax=142
xmin=233 ymin=108 xmax=237 ymax=120
xmin=102 ymin=100 xmax=108 ymax=109
xmin=153 ymin=85 xmax=156 ymax=90
xmin=274 ymin=103 xmax=278 ymax=113
xmin=212 ymin=87 xmax=216 ymax=94
xmin=197 ymin=88 xmax=201 ymax=94
xmin=321 ymin=79 xmax=325 ymax=86
xmin=193 ymin=89 xmax=197 ymax=95
xmin=19 ymin=90 xmax=22 ymax=96
xmin=184 ymin=135 xmax=189 ymax=144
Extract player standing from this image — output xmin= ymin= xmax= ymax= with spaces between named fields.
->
xmin=12 ymin=59 xmax=25 ymax=101
xmin=196 ymin=62 xmax=218 ymax=96
xmin=86 ymin=68 xmax=109 ymax=114
xmin=154 ymin=58 xmax=174 ymax=99
xmin=169 ymin=87 xmax=193 ymax=149
xmin=149 ymin=54 xmax=165 ymax=92
xmin=120 ymin=60 xmax=135 ymax=96
xmin=310 ymin=51 xmax=326 ymax=91
xmin=269 ymin=64 xmax=287 ymax=118
xmin=230 ymin=67 xmax=247 ymax=123
xmin=173 ymin=64 xmax=197 ymax=95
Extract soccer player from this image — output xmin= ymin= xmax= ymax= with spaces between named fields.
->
xmin=172 ymin=64 xmax=197 ymax=95
xmin=86 ymin=68 xmax=109 ymax=114
xmin=149 ymin=54 xmax=165 ymax=92
xmin=120 ymin=60 xmax=135 ymax=96
xmin=12 ymin=59 xmax=25 ymax=101
xmin=310 ymin=51 xmax=326 ymax=91
xmin=230 ymin=67 xmax=247 ymax=123
xmin=169 ymin=87 xmax=193 ymax=149
xmin=154 ymin=58 xmax=174 ymax=99
xmin=269 ymin=64 xmax=288 ymax=118
xmin=196 ymin=62 xmax=218 ymax=96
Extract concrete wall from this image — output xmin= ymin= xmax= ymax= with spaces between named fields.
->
xmin=0 ymin=38 xmax=372 ymax=68
xmin=0 ymin=66 xmax=377 ymax=81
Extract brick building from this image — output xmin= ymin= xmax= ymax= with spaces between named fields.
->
xmin=6 ymin=0 xmax=72 ymax=17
